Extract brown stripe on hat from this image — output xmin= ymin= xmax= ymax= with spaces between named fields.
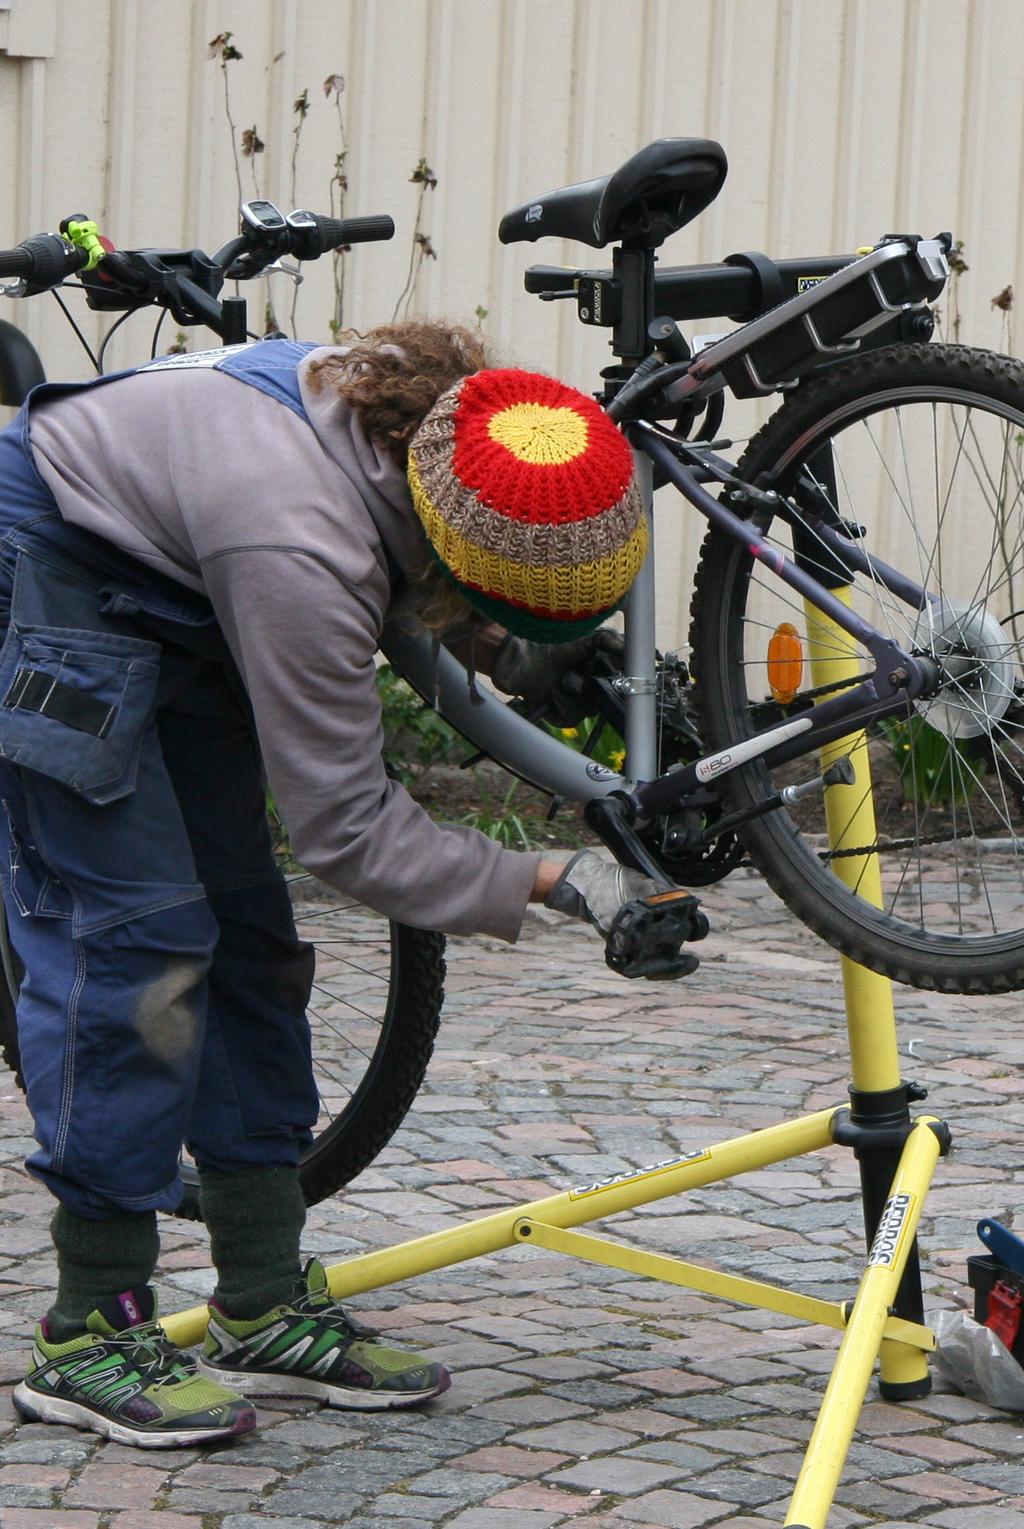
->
xmin=412 ymin=445 xmax=642 ymax=567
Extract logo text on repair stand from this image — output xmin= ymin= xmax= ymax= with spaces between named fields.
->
xmin=866 ymin=1191 xmax=915 ymax=1267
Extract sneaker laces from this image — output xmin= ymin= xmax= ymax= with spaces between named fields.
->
xmin=290 ymin=1285 xmax=379 ymax=1342
xmin=106 ymin=1322 xmax=194 ymax=1385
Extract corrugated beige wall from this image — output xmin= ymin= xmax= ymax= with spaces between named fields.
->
xmin=2 ymin=0 xmax=1023 ymax=643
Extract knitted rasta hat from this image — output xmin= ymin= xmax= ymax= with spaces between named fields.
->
xmin=407 ymin=368 xmax=647 ymax=643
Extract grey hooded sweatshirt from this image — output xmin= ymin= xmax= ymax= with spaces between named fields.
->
xmin=26 ymin=346 xmax=541 ymax=941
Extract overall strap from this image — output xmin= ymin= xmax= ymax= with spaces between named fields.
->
xmin=210 ymin=338 xmax=318 ymax=420
xmin=140 ymin=337 xmax=318 ymax=420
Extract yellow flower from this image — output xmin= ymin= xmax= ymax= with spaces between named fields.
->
xmin=609 ymin=748 xmax=625 ymax=770
xmin=560 ymin=727 xmax=579 ymax=739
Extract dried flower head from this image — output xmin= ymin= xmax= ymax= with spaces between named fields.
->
xmin=947 ymin=240 xmax=968 ymax=277
xmin=410 ymin=158 xmax=438 ymax=190
xmin=208 ymin=31 xmax=242 ymax=62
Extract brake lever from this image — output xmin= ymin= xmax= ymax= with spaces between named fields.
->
xmin=261 ymin=258 xmax=304 ymax=286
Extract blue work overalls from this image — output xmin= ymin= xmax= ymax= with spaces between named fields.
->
xmin=0 ymin=342 xmax=322 ymax=1218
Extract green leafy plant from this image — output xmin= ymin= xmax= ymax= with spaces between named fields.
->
xmin=880 ymin=714 xmax=980 ymax=808
xmin=375 ymin=664 xmax=463 ymax=787
xmin=546 ymin=717 xmax=625 ymax=774
xmin=461 ymin=779 xmax=532 ymax=849
xmin=265 ymin=789 xmax=298 ymax=870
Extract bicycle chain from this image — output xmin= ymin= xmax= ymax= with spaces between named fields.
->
xmin=823 ymin=830 xmax=959 ymax=860
xmin=795 ymin=672 xmax=873 ymax=703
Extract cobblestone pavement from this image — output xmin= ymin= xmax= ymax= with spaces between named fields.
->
xmin=2 ymin=867 xmax=1024 ymax=1528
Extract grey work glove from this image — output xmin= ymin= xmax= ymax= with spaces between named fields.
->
xmin=544 ymin=849 xmax=661 ymax=936
xmin=490 ymin=629 xmax=623 ymax=725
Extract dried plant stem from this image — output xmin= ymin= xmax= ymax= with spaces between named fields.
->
xmin=391 ymin=190 xmax=426 ymax=322
xmin=219 ymin=65 xmax=245 ymax=210
xmin=288 ymin=90 xmax=310 ymax=339
xmin=391 ymin=161 xmax=437 ymax=323
xmin=329 ymin=92 xmax=349 ymax=337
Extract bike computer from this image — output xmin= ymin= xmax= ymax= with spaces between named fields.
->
xmin=240 ymin=200 xmax=287 ymax=236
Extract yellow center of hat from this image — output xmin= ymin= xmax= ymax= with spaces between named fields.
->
xmin=486 ymin=402 xmax=590 ymax=465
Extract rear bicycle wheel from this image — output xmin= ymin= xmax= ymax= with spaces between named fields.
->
xmin=690 ymin=343 xmax=1024 ymax=993
xmin=0 ymin=874 xmax=445 ymax=1218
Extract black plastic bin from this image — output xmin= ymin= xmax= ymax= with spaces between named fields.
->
xmin=967 ymin=1253 xmax=1024 ymax=1364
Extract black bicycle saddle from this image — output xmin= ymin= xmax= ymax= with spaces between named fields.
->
xmin=498 ymin=138 xmax=728 ymax=250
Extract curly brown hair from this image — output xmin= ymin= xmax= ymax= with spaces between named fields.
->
xmin=307 ymin=320 xmax=498 ymax=632
xmin=304 ymin=319 xmax=494 ymax=467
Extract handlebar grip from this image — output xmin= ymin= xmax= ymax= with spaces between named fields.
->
xmin=0 ymin=234 xmax=87 ymax=290
xmin=0 ymin=249 xmax=33 ymax=279
xmin=315 ymin=214 xmax=395 ymax=251
xmin=284 ymin=212 xmax=395 ymax=263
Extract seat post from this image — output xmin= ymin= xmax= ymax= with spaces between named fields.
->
xmin=611 ymin=246 xmax=656 ymax=362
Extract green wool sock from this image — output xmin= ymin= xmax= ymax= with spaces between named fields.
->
xmin=199 ymin=1164 xmax=307 ymax=1319
xmin=47 ymin=1204 xmax=160 ymax=1342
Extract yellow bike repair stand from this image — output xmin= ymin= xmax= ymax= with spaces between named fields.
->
xmin=163 ymin=601 xmax=948 ymax=1529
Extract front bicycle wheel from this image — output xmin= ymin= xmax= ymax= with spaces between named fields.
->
xmin=0 ymin=876 xmax=445 ymax=1218
xmin=691 ymin=343 xmax=1024 ymax=993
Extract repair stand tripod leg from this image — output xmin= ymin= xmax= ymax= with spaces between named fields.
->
xmin=161 ymin=1108 xmax=845 ymax=1348
xmin=805 ymin=590 xmax=935 ymax=1401
xmin=784 ymin=1117 xmax=945 ymax=1528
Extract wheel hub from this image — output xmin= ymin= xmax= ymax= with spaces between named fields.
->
xmin=913 ymin=600 xmax=1018 ymax=739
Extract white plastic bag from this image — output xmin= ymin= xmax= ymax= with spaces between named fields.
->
xmin=933 ymin=1308 xmax=1024 ymax=1412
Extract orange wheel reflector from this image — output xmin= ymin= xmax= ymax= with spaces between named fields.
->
xmin=767 ymin=622 xmax=804 ymax=704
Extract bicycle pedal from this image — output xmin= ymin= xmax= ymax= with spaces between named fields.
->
xmin=605 ymin=889 xmax=709 ymax=981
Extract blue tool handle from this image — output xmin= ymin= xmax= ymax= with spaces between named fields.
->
xmin=977 ymin=1219 xmax=1024 ymax=1276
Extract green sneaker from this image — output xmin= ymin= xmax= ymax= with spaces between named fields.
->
xmin=13 ymin=1287 xmax=257 ymax=1448
xmin=197 ymin=1258 xmax=451 ymax=1411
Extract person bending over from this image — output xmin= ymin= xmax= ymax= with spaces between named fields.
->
xmin=0 ymin=322 xmax=654 ymax=1445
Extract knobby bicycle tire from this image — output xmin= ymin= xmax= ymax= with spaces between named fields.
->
xmin=0 ymin=888 xmax=445 ymax=1219
xmin=690 ymin=343 xmax=1024 ymax=993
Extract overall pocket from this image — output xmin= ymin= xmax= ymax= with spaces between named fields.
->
xmin=0 ymin=553 xmax=161 ymax=805
xmin=1 ymin=797 xmax=71 ymax=918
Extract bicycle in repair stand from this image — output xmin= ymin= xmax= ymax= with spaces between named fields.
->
xmin=2 ymin=138 xmax=1024 ymax=1524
